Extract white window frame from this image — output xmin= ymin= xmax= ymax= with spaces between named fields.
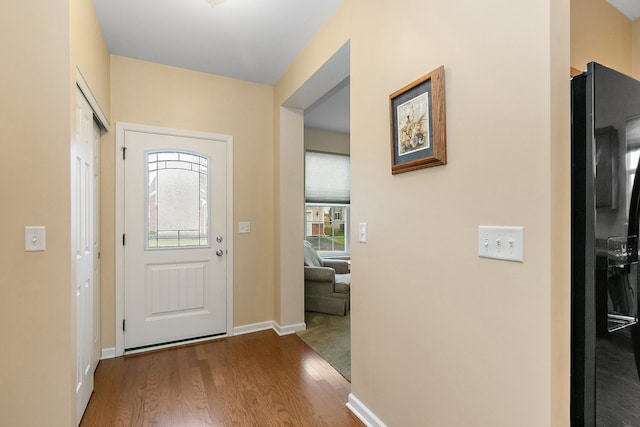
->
xmin=304 ymin=203 xmax=350 ymax=258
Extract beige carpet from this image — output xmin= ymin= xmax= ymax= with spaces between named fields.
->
xmin=297 ymin=311 xmax=351 ymax=381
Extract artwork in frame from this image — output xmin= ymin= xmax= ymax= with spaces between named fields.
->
xmin=390 ymin=65 xmax=446 ymax=174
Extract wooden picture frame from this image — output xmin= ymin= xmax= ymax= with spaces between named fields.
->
xmin=390 ymin=65 xmax=446 ymax=174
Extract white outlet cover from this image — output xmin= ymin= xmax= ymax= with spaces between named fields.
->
xmin=238 ymin=221 xmax=251 ymax=234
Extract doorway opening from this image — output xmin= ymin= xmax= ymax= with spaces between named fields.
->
xmin=279 ymin=41 xmax=351 ymax=380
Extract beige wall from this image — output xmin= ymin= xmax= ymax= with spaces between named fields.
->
xmin=71 ymin=0 xmax=111 ymax=117
xmin=0 ymin=0 xmax=110 ymax=424
xmin=276 ymin=0 xmax=570 ymax=425
xmin=552 ymin=0 xmax=572 ymax=422
xmin=633 ymin=19 xmax=640 ymax=78
xmin=571 ymin=0 xmax=632 ymax=74
xmin=1 ymin=0 xmax=76 ymax=424
xmin=304 ymin=128 xmax=350 ymax=154
xmin=101 ymin=56 xmax=275 ymax=348
xmin=274 ymin=107 xmax=305 ymax=326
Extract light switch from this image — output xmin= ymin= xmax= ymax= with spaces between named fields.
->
xmin=359 ymin=222 xmax=367 ymax=243
xmin=238 ymin=221 xmax=251 ymax=234
xmin=25 ymin=226 xmax=46 ymax=252
xmin=478 ymin=226 xmax=523 ymax=262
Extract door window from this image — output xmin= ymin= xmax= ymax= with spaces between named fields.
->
xmin=147 ymin=151 xmax=209 ymax=248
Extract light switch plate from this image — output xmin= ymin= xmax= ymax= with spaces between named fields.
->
xmin=25 ymin=226 xmax=46 ymax=252
xmin=359 ymin=222 xmax=367 ymax=243
xmin=478 ymin=226 xmax=523 ymax=262
xmin=238 ymin=221 xmax=251 ymax=234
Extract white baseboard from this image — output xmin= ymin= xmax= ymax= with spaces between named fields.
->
xmin=233 ymin=321 xmax=275 ymax=336
xmin=274 ymin=321 xmax=306 ymax=336
xmin=347 ymin=393 xmax=387 ymax=427
xmin=101 ymin=347 xmax=116 ymax=360
xmin=234 ymin=320 xmax=306 ymax=336
xmin=102 ymin=322 xmax=307 ymax=359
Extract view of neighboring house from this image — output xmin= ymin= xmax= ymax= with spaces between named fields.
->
xmin=305 ymin=205 xmax=348 ymax=254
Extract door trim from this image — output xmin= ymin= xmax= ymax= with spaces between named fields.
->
xmin=114 ymin=122 xmax=234 ymax=357
xmin=76 ymin=68 xmax=110 ymax=132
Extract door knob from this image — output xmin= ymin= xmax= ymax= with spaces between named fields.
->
xmin=216 ymin=249 xmax=224 ymax=257
xmin=216 ymin=236 xmax=223 ymax=243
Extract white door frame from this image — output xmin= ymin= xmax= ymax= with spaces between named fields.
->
xmin=115 ymin=122 xmax=234 ymax=357
xmin=76 ymin=69 xmax=110 ymax=132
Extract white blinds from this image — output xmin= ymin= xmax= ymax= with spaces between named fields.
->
xmin=305 ymin=151 xmax=350 ymax=204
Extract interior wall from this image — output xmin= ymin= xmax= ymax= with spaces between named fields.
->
xmin=551 ymin=0 xmax=572 ymax=423
xmin=71 ymin=0 xmax=111 ymax=116
xmin=101 ymin=56 xmax=275 ymax=348
xmin=304 ymin=128 xmax=350 ymax=154
xmin=276 ymin=0 xmax=570 ymax=425
xmin=633 ymin=19 xmax=640 ymax=79
xmin=571 ymin=0 xmax=632 ymax=74
xmin=275 ymin=107 xmax=305 ymax=327
xmin=0 ymin=0 xmax=74 ymax=425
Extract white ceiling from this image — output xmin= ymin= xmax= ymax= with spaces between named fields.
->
xmin=94 ymin=0 xmax=344 ymax=85
xmin=304 ymin=77 xmax=350 ymax=133
xmin=608 ymin=0 xmax=640 ymax=20
xmin=94 ymin=0 xmax=350 ymax=132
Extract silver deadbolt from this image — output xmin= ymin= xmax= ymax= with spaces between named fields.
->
xmin=216 ymin=236 xmax=224 ymax=243
xmin=216 ymin=249 xmax=224 ymax=257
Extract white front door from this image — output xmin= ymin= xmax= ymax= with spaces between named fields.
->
xmin=73 ymin=88 xmax=99 ymax=424
xmin=122 ymin=129 xmax=229 ymax=351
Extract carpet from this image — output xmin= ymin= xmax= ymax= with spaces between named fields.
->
xmin=297 ymin=311 xmax=351 ymax=381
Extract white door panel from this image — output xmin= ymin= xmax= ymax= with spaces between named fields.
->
xmin=73 ymin=88 xmax=98 ymax=425
xmin=123 ymin=130 xmax=227 ymax=350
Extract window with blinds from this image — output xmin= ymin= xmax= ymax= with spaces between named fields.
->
xmin=305 ymin=151 xmax=350 ymax=204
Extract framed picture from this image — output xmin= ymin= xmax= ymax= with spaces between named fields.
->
xmin=390 ymin=65 xmax=446 ymax=174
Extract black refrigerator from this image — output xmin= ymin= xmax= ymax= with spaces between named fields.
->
xmin=572 ymin=62 xmax=640 ymax=425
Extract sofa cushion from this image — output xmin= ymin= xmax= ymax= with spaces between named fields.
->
xmin=303 ymin=241 xmax=323 ymax=267
xmin=322 ymin=259 xmax=350 ymax=274
xmin=334 ymin=273 xmax=350 ymax=293
xmin=304 ymin=266 xmax=334 ymax=281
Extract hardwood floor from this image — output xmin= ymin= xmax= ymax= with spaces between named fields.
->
xmin=80 ymin=330 xmax=364 ymax=426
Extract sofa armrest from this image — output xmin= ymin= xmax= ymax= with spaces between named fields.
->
xmin=322 ymin=259 xmax=350 ymax=274
xmin=304 ymin=266 xmax=335 ymax=282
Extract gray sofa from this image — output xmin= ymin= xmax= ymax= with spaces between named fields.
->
xmin=303 ymin=241 xmax=350 ymax=316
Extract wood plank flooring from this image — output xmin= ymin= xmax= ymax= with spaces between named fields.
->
xmin=80 ymin=330 xmax=364 ymax=426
